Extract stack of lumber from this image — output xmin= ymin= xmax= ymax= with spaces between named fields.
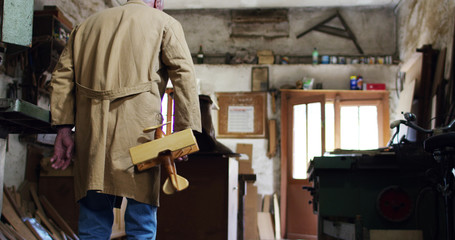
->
xmin=0 ymin=182 xmax=79 ymax=240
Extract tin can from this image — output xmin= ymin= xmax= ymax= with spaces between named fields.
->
xmin=357 ymin=76 xmax=363 ymax=90
xmin=339 ymin=56 xmax=346 ymax=64
xmin=368 ymin=57 xmax=375 ymax=64
xmin=321 ymin=55 xmax=330 ymax=64
xmin=350 ymin=75 xmax=357 ymax=90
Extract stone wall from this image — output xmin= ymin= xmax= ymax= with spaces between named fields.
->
xmin=35 ymin=1 xmax=397 ymax=61
xmin=397 ymin=0 xmax=455 ymax=79
xmin=168 ymin=7 xmax=396 ymax=61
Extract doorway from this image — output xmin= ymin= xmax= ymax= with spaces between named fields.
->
xmin=279 ymin=90 xmax=390 ymax=239
xmin=280 ymin=91 xmax=324 ymax=239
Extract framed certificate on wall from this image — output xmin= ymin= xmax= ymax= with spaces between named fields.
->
xmin=251 ymin=66 xmax=269 ymax=91
xmin=216 ymin=92 xmax=266 ymax=138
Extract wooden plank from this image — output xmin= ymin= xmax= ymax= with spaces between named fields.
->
xmin=39 ymin=195 xmax=78 ymax=240
xmin=228 ymin=158 xmax=239 ymax=240
xmin=29 ymin=185 xmax=46 ymax=218
xmin=1 ymin=189 xmax=36 ymax=240
xmin=432 ymin=48 xmax=447 ymax=127
xmin=432 ymin=48 xmax=446 ymax=96
xmin=262 ymin=195 xmax=271 ymax=213
xmin=273 ymin=193 xmax=281 ymax=239
xmin=267 ymin=119 xmax=277 ymax=158
xmin=0 ymin=222 xmax=24 ymax=240
xmin=370 ymin=230 xmax=423 ymax=240
xmin=416 ymin=45 xmax=438 ymax=137
xmin=231 ymin=9 xmax=288 ymax=23
xmin=60 ymin=231 xmax=68 ymax=240
xmin=4 ymin=186 xmax=25 ymax=219
xmin=236 ymin=143 xmax=254 ymax=174
xmin=0 ymin=222 xmax=16 ymax=240
xmin=36 ymin=210 xmax=62 ymax=240
xmin=26 ymin=218 xmax=54 ymax=240
xmin=24 ymin=220 xmax=44 ymax=240
xmin=231 ymin=22 xmax=289 ymax=39
xmin=257 ymin=212 xmax=275 ymax=240
xmin=244 ymin=183 xmax=259 ymax=240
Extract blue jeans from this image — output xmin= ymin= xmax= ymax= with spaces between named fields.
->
xmin=78 ymin=191 xmax=157 ymax=240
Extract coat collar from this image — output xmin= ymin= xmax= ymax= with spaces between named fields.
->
xmin=125 ymin=0 xmax=148 ymax=6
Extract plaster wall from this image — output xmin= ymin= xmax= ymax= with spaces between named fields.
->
xmin=0 ymin=73 xmax=27 ymax=189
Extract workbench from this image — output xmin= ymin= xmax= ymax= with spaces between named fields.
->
xmin=0 ymin=98 xmax=54 ymax=214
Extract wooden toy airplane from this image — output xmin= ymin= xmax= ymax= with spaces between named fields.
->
xmin=129 ymin=123 xmax=199 ymax=194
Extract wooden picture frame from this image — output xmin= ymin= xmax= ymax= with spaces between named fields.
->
xmin=216 ymin=92 xmax=267 ymax=138
xmin=251 ymin=66 xmax=269 ymax=91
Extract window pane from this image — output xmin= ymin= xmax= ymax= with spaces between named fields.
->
xmin=359 ymin=106 xmax=378 ymax=149
xmin=171 ymin=99 xmax=175 ymax=132
xmin=340 ymin=106 xmax=359 ymax=149
xmin=325 ymin=102 xmax=334 ymax=152
xmin=161 ymin=94 xmax=169 ymax=133
xmin=292 ymin=102 xmax=322 ymax=179
xmin=340 ymin=105 xmax=378 ymax=150
xmin=161 ymin=92 xmax=175 ymax=134
xmin=293 ymin=104 xmax=307 ymax=179
xmin=307 ymin=102 xmax=322 ymax=163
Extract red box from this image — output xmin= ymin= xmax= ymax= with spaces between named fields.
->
xmin=366 ymin=83 xmax=386 ymax=90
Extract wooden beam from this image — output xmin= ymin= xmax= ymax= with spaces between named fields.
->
xmin=231 ymin=9 xmax=288 ymax=23
xmin=296 ymin=11 xmax=364 ymax=54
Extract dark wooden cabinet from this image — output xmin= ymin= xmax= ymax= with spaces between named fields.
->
xmin=26 ymin=11 xmax=72 ymax=104
xmin=157 ymin=153 xmax=238 ymax=240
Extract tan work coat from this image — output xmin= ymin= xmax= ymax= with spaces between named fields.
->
xmin=50 ymin=0 xmax=201 ymax=206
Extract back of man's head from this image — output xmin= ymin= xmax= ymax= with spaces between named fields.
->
xmin=133 ymin=0 xmax=164 ymax=10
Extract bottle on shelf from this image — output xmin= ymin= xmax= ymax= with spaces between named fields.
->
xmin=357 ymin=75 xmax=364 ymax=90
xmin=312 ymin=47 xmax=319 ymax=65
xmin=197 ymin=45 xmax=204 ymax=64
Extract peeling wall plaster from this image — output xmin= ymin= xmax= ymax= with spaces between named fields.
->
xmin=168 ymin=7 xmax=396 ymax=58
xmin=398 ymin=0 xmax=454 ymax=79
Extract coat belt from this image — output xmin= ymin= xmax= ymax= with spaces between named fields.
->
xmin=76 ymin=81 xmax=156 ymax=100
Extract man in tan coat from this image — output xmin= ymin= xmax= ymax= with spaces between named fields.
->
xmin=49 ymin=0 xmax=201 ymax=238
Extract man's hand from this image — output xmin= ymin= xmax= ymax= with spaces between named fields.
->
xmin=50 ymin=126 xmax=74 ymax=170
xmin=175 ymin=155 xmax=189 ymax=163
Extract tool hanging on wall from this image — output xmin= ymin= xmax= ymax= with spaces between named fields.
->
xmin=296 ymin=10 xmax=364 ymax=54
xmin=129 ymin=123 xmax=199 ymax=194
